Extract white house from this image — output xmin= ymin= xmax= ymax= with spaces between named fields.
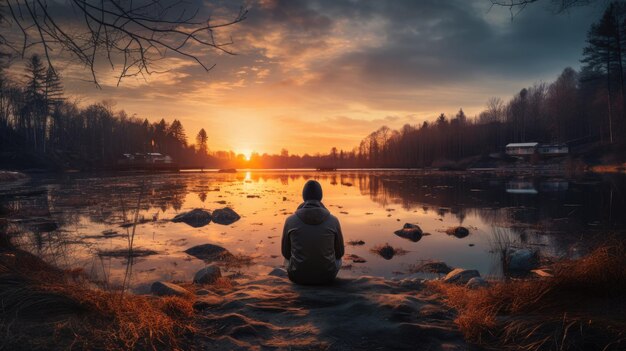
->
xmin=505 ymin=142 xmax=539 ymax=156
xmin=538 ymin=144 xmax=569 ymax=156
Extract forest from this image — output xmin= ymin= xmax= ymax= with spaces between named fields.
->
xmin=1 ymin=2 xmax=626 ymax=170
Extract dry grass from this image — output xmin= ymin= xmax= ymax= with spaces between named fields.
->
xmin=0 ymin=247 xmax=196 ymax=350
xmin=432 ymin=240 xmax=626 ymax=350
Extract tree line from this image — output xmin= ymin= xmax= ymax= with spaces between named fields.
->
xmin=1 ymin=2 xmax=625 ymax=170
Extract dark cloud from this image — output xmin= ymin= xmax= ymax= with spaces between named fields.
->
xmin=13 ymin=0 xmax=605 ymax=153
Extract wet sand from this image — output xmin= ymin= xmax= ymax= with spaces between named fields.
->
xmin=193 ymin=272 xmax=467 ymax=350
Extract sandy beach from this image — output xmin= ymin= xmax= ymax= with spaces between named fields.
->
xmin=191 ymin=271 xmax=466 ymax=350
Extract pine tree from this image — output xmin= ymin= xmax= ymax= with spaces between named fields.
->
xmin=44 ymin=67 xmax=64 ymax=108
xmin=196 ymin=128 xmax=208 ymax=155
xmin=168 ymin=119 xmax=187 ymax=145
xmin=24 ymin=55 xmax=47 ymax=151
xmin=582 ymin=3 xmax=621 ymax=143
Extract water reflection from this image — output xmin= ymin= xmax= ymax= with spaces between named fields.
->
xmin=1 ymin=171 xmax=625 ymax=291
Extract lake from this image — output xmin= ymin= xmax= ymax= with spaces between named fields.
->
xmin=2 ymin=170 xmax=625 ymax=292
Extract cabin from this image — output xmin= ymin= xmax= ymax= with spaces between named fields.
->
xmin=146 ymin=153 xmax=173 ymax=164
xmin=505 ymin=142 xmax=539 ymax=156
xmin=116 ymin=152 xmax=177 ymax=171
xmin=506 ymin=179 xmax=538 ymax=194
xmin=505 ymin=142 xmax=569 ymax=158
xmin=537 ymin=144 xmax=569 ymax=156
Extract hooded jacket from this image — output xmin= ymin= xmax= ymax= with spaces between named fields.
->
xmin=281 ymin=200 xmax=345 ymax=285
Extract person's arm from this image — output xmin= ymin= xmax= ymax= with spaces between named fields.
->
xmin=281 ymin=220 xmax=291 ymax=260
xmin=334 ymin=219 xmax=345 ymax=259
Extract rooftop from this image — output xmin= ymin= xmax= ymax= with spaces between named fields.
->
xmin=506 ymin=142 xmax=539 ymax=148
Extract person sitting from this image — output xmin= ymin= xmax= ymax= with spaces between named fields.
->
xmin=281 ymin=180 xmax=345 ymax=285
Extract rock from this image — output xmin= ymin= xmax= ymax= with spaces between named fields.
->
xmin=443 ymin=268 xmax=480 ymax=285
xmin=185 ymin=244 xmax=232 ymax=261
xmin=345 ymin=254 xmax=367 ymax=263
xmin=150 ymin=281 xmax=191 ymax=297
xmin=394 ymin=223 xmax=423 ymax=242
xmin=372 ymin=244 xmax=399 ymax=260
xmin=465 ymin=277 xmax=488 ymax=289
xmin=507 ymin=248 xmax=539 ymax=272
xmin=414 ymin=261 xmax=453 ymax=274
xmin=172 ymin=208 xmax=212 ymax=228
xmin=445 ymin=226 xmax=470 ymax=238
xmin=193 ymin=264 xmax=222 ymax=284
xmin=212 ymin=207 xmax=241 ymax=225
xmin=268 ymin=267 xmax=287 ymax=277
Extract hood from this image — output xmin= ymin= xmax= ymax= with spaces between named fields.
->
xmin=295 ymin=200 xmax=330 ymax=225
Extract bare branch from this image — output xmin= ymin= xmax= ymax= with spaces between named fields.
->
xmin=0 ymin=0 xmax=247 ymax=87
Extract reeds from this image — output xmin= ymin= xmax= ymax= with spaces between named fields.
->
xmin=0 ymin=246 xmax=195 ymax=350
xmin=432 ymin=240 xmax=626 ymax=350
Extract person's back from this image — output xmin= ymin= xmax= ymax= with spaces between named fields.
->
xmin=281 ymin=180 xmax=344 ymax=285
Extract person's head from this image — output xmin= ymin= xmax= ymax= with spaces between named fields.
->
xmin=302 ymin=180 xmax=323 ymax=202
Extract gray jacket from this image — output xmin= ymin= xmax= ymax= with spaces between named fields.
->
xmin=281 ymin=200 xmax=345 ymax=285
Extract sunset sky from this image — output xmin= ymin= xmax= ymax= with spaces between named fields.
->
xmin=17 ymin=0 xmax=603 ymax=156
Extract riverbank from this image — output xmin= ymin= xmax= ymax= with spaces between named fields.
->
xmin=1 ymin=224 xmax=625 ymax=350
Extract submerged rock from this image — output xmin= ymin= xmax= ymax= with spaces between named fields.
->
xmin=413 ymin=261 xmax=453 ymax=275
xmin=370 ymin=243 xmax=407 ymax=260
xmin=345 ymin=254 xmax=367 ymax=263
xmin=184 ymin=244 xmax=232 ymax=261
xmin=98 ymin=248 xmax=158 ymax=258
xmin=150 ymin=281 xmax=191 ymax=297
xmin=507 ymin=248 xmax=539 ymax=272
xmin=445 ymin=226 xmax=470 ymax=238
xmin=212 ymin=207 xmax=241 ymax=225
xmin=465 ymin=277 xmax=488 ymax=289
xmin=268 ymin=267 xmax=288 ymax=278
xmin=172 ymin=208 xmax=212 ymax=228
xmin=443 ymin=268 xmax=480 ymax=285
xmin=394 ymin=223 xmax=423 ymax=242
xmin=193 ymin=264 xmax=222 ymax=284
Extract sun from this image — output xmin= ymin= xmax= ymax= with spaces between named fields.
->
xmin=240 ymin=149 xmax=252 ymax=161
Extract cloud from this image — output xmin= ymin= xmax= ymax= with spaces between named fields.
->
xmin=23 ymin=0 xmax=605 ymax=154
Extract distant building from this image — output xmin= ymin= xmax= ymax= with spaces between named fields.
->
xmin=116 ymin=152 xmax=176 ymax=170
xmin=537 ymin=144 xmax=569 ymax=156
xmin=505 ymin=142 xmax=539 ymax=156
xmin=146 ymin=153 xmax=173 ymax=164
xmin=506 ymin=179 xmax=538 ymax=194
xmin=505 ymin=142 xmax=569 ymax=157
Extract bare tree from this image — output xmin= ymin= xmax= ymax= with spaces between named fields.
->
xmin=1 ymin=1 xmax=247 ymax=86
xmin=490 ymin=0 xmax=600 ymax=16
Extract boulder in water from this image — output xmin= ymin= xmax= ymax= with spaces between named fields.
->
xmin=268 ymin=267 xmax=287 ymax=278
xmin=443 ymin=268 xmax=480 ymax=285
xmin=371 ymin=243 xmax=407 ymax=260
xmin=445 ymin=226 xmax=470 ymax=238
xmin=172 ymin=209 xmax=212 ymax=228
xmin=193 ymin=264 xmax=222 ymax=284
xmin=185 ymin=243 xmax=232 ymax=261
xmin=394 ymin=223 xmax=423 ymax=242
xmin=212 ymin=207 xmax=240 ymax=225
xmin=150 ymin=281 xmax=191 ymax=297
xmin=507 ymin=248 xmax=539 ymax=272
